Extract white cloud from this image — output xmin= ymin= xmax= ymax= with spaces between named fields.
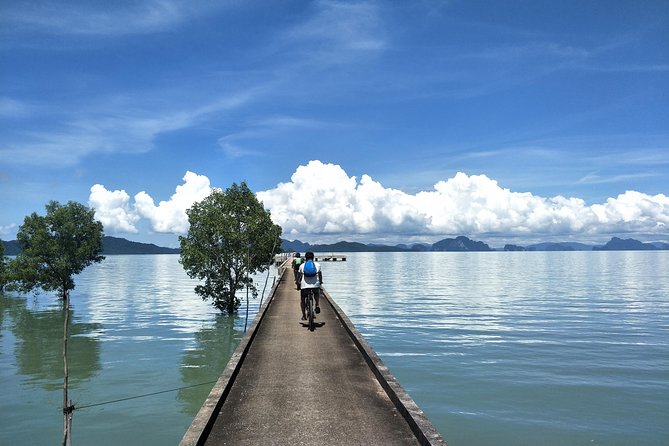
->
xmin=290 ymin=0 xmax=385 ymax=50
xmin=258 ymin=161 xmax=669 ymax=240
xmin=283 ymin=0 xmax=386 ymax=64
xmin=217 ymin=114 xmax=330 ymax=158
xmin=135 ymin=171 xmax=212 ymax=233
xmin=217 ymin=139 xmax=262 ymax=158
xmin=2 ymin=1 xmax=232 ymax=36
xmin=89 ymin=184 xmax=140 ymax=233
xmin=88 ymin=162 xmax=669 ymax=242
xmin=0 ymin=223 xmax=18 ymax=239
xmin=0 ymin=97 xmax=31 ymax=118
xmin=89 ymin=171 xmax=212 ymax=234
xmin=592 ymin=191 xmax=669 ymax=231
xmin=1 ymin=87 xmax=262 ymax=168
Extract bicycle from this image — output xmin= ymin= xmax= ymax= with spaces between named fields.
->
xmin=305 ymin=289 xmax=316 ymax=331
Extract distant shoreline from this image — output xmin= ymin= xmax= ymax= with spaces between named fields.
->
xmin=3 ymin=235 xmax=668 ymax=256
xmin=1 ymin=236 xmax=180 ymax=256
xmin=283 ymin=235 xmax=669 ymax=253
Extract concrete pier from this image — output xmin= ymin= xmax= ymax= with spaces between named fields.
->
xmin=180 ymin=264 xmax=445 ymax=445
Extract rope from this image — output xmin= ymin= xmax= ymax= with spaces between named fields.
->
xmin=259 ymin=239 xmax=279 ymax=310
xmin=71 ymin=380 xmax=217 ymax=411
xmin=245 ymin=239 xmax=279 ymax=331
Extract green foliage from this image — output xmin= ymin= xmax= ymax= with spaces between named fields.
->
xmin=7 ymin=201 xmax=105 ymax=299
xmin=179 ymin=182 xmax=282 ymax=314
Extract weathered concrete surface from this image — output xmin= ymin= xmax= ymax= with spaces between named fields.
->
xmin=182 ymin=268 xmax=445 ymax=445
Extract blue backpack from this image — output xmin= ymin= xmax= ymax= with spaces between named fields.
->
xmin=303 ymin=260 xmax=317 ymax=277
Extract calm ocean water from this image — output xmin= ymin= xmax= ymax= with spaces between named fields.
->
xmin=1 ymin=251 xmax=668 ymax=445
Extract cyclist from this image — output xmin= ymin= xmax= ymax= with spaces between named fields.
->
xmin=296 ymin=251 xmax=322 ymax=321
xmin=292 ymin=252 xmax=302 ymax=288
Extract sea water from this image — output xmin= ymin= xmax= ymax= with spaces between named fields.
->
xmin=1 ymin=251 xmax=667 ymax=445
xmin=324 ymin=251 xmax=669 ymax=446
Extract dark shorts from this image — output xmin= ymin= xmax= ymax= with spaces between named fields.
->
xmin=300 ymin=287 xmax=320 ymax=300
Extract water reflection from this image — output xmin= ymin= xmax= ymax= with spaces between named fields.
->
xmin=324 ymin=251 xmax=669 ymax=446
xmin=3 ymin=252 xmax=665 ymax=445
xmin=1 ymin=295 xmax=101 ymax=390
xmin=178 ymin=314 xmax=243 ymax=415
xmin=0 ymin=256 xmax=283 ymax=445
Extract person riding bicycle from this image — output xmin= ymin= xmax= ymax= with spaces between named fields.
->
xmin=292 ymin=252 xmax=302 ymax=288
xmin=296 ymin=251 xmax=322 ymax=321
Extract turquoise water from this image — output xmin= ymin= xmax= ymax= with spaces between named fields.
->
xmin=0 ymin=255 xmax=268 ymax=445
xmin=325 ymin=251 xmax=669 ymax=446
xmin=1 ymin=252 xmax=668 ymax=445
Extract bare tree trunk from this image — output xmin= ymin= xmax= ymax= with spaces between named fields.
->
xmin=62 ymin=290 xmax=72 ymax=446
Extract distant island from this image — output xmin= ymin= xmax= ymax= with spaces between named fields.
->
xmin=282 ymin=236 xmax=669 ymax=253
xmin=100 ymin=236 xmax=180 ymax=255
xmin=1 ymin=236 xmax=180 ymax=256
xmin=2 ymin=235 xmax=668 ymax=256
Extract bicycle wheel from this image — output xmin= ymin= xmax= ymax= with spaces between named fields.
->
xmin=307 ymin=291 xmax=315 ymax=331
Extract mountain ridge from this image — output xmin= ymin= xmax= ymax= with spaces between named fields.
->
xmin=282 ymin=236 xmax=669 ymax=252
xmin=3 ymin=235 xmax=668 ymax=256
xmin=1 ymin=236 xmax=180 ymax=256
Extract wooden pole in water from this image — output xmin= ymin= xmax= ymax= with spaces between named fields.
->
xmin=62 ymin=290 xmax=72 ymax=446
xmin=244 ymin=247 xmax=250 ymax=331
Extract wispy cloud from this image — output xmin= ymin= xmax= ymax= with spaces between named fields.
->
xmin=282 ymin=0 xmax=387 ymax=63
xmin=460 ymin=42 xmax=590 ymax=63
xmin=382 ymin=137 xmax=669 ymax=200
xmin=433 ymin=40 xmax=596 ymax=99
xmin=217 ymin=114 xmax=333 ymax=158
xmin=1 ymin=111 xmax=183 ymax=166
xmin=577 ymin=172 xmax=658 ymax=185
xmin=1 ymin=1 xmax=234 ymax=36
xmin=0 ymin=97 xmax=33 ymax=118
xmin=254 ymin=115 xmax=327 ymax=128
xmin=0 ymin=87 xmax=264 ymax=167
xmin=583 ymin=64 xmax=669 ymax=73
xmin=217 ymin=140 xmax=262 ymax=159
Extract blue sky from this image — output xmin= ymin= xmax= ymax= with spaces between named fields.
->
xmin=1 ymin=0 xmax=667 ymax=248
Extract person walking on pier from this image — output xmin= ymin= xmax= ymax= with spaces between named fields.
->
xmin=297 ymin=251 xmax=322 ymax=320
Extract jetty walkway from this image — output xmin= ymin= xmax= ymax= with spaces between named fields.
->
xmin=180 ymin=262 xmax=445 ymax=445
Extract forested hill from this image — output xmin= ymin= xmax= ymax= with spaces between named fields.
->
xmin=1 ymin=236 xmax=180 ymax=255
xmin=282 ymin=236 xmax=669 ymax=252
xmin=100 ymin=236 xmax=180 ymax=254
xmin=282 ymin=236 xmax=494 ymax=252
xmin=3 ymin=235 xmax=669 ymax=256
xmin=592 ymin=237 xmax=667 ymax=251
xmin=1 ymin=240 xmax=21 ymax=256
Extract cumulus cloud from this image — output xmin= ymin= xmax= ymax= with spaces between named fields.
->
xmin=89 ymin=184 xmax=140 ymax=233
xmin=88 ymin=162 xmax=669 ymax=242
xmin=89 ymin=171 xmax=212 ymax=234
xmin=135 ymin=171 xmax=212 ymax=233
xmin=258 ymin=160 xmax=669 ymax=240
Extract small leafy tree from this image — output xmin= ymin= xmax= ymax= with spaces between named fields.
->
xmin=6 ymin=200 xmax=104 ymax=445
xmin=8 ymin=201 xmax=105 ymax=300
xmin=179 ymin=182 xmax=282 ymax=314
